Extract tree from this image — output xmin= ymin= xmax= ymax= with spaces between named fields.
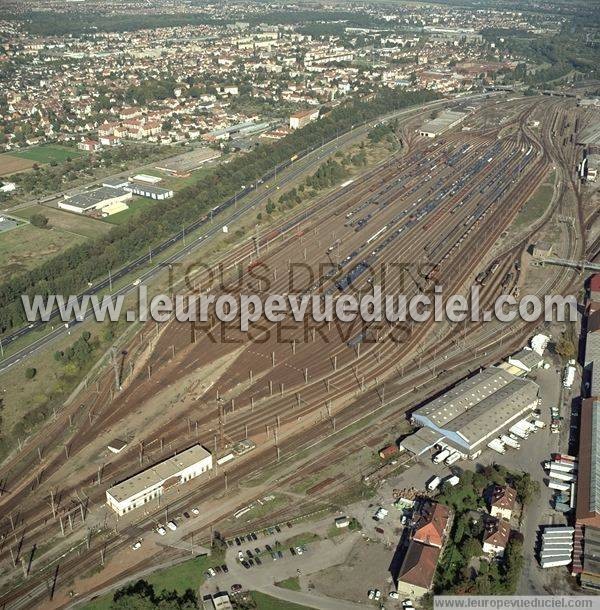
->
xmin=513 ymin=472 xmax=539 ymax=506
xmin=555 ymin=337 xmax=575 ymax=361
xmin=111 ymin=580 xmax=197 ymax=610
xmin=30 ymin=213 xmax=49 ymax=229
xmin=25 ymin=368 xmax=37 ymax=379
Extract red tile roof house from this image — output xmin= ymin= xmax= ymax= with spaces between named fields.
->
xmin=482 ymin=517 xmax=511 ymax=557
xmin=489 ymin=485 xmax=517 ymax=521
xmin=397 ymin=501 xmax=452 ymax=598
xmin=412 ymin=501 xmax=451 ymax=547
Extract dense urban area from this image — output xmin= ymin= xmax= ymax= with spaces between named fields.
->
xmin=0 ymin=1 xmax=599 ymax=609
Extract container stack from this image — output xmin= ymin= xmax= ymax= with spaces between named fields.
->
xmin=539 ymin=526 xmax=574 ymax=568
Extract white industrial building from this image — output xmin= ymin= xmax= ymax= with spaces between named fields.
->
xmin=106 ymin=444 xmax=213 ymax=516
xmin=59 ymin=185 xmax=132 ymax=214
xmin=401 ymin=367 xmax=539 ymax=458
xmin=125 ymin=182 xmax=174 ymax=200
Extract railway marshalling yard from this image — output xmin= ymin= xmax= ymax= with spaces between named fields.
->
xmin=0 ymin=95 xmax=598 ymax=608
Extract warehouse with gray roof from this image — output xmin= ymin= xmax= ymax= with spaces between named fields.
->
xmin=401 ymin=367 xmax=539 ymax=458
xmin=419 ymin=110 xmax=468 ymax=138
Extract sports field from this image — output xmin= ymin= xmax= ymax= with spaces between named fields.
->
xmin=0 ymin=145 xmax=86 ymax=177
xmin=12 ymin=144 xmax=85 ymax=164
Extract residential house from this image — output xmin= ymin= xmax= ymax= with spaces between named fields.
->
xmin=482 ymin=517 xmax=511 ymax=556
xmin=489 ymin=485 xmax=517 ymax=521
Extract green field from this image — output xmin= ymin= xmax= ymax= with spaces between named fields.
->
xmin=15 ymin=205 xmax=112 ymax=239
xmin=81 ymin=554 xmax=224 ymax=610
xmin=102 ymin=197 xmax=160 ymax=225
xmin=513 ymin=170 xmax=555 ymax=229
xmin=275 ymin=577 xmax=301 ymax=591
xmin=137 ymin=165 xmax=217 ymax=192
xmin=13 ymin=144 xmax=85 ymax=164
xmin=0 ymin=223 xmax=85 ymax=277
xmin=251 ymin=591 xmax=314 ymax=610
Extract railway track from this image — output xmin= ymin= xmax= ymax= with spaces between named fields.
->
xmin=0 ymin=96 xmax=593 ymax=608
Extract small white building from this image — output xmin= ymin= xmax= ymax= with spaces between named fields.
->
xmin=106 ymin=444 xmax=213 ymax=515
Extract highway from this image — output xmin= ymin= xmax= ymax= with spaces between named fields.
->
xmin=0 ymin=92 xmax=495 ymax=375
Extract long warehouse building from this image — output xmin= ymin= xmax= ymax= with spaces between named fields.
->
xmin=106 ymin=444 xmax=213 ymax=516
xmin=401 ymin=367 xmax=539 ymax=459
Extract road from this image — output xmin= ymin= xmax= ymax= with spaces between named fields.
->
xmin=0 ymin=92 xmax=496 ymax=374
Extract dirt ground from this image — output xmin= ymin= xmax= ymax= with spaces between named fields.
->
xmin=308 ymin=537 xmax=399 ymax=606
xmin=0 ymin=153 xmax=35 ymax=176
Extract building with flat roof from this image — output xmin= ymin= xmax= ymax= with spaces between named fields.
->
xmin=419 ymin=110 xmax=467 ymax=138
xmin=106 ymin=444 xmax=212 ymax=515
xmin=125 ymin=183 xmax=174 ymax=200
xmin=405 ymin=367 xmax=539 ymax=457
xmin=576 ymin=399 xmax=600 ymax=528
xmin=60 ymin=185 xmax=132 ymax=214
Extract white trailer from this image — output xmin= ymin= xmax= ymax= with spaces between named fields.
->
xmin=518 ymin=419 xmax=537 ymax=433
xmin=444 ymin=475 xmax=460 ymax=487
xmin=540 ymin=557 xmax=572 ymax=568
xmin=563 ymin=365 xmax=576 ymax=389
xmin=533 ymin=420 xmax=546 ymax=429
xmin=545 ymin=461 xmax=577 ymax=473
xmin=433 ymin=449 xmax=451 ymax=464
xmin=501 ymin=435 xmax=520 ymax=449
xmin=427 ymin=476 xmax=442 ymax=491
xmin=487 ymin=438 xmax=506 ymax=454
xmin=445 ymin=452 xmax=461 ymax=466
xmin=509 ymin=424 xmax=529 ymax=439
xmin=549 ymin=469 xmax=576 ymax=482
xmin=548 ymin=480 xmax=571 ymax=491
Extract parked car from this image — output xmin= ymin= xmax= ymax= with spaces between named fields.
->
xmin=296 ymin=546 xmax=303 ymax=555
xmin=389 ymin=591 xmax=399 ymax=599
xmin=375 ymin=527 xmax=384 ymax=534
xmin=231 ymin=584 xmax=243 ymax=593
xmin=167 ymin=521 xmax=177 ymax=531
xmin=183 ymin=512 xmax=190 ymax=519
xmin=255 ymin=557 xmax=262 ymax=566
xmin=238 ymin=551 xmax=244 ymax=561
xmin=246 ymin=550 xmax=253 ymax=558
xmin=248 ymin=559 xmax=254 ymax=567
xmin=254 ymin=547 xmax=261 ymax=555
xmin=287 ymin=522 xmax=293 ymax=528
xmin=131 ymin=540 xmax=142 ymax=550
xmin=277 ymin=550 xmax=283 ymax=559
xmin=191 ymin=508 xmax=199 ymax=516
xmin=207 ymin=568 xmax=216 ymax=577
xmin=221 ymin=564 xmax=228 ymax=573
xmin=290 ymin=547 xmax=296 ymax=556
xmin=275 ymin=525 xmax=281 ymax=533
xmin=271 ymin=552 xmax=277 ymax=561
xmin=251 ymin=532 xmax=258 ymax=540
xmin=156 ymin=526 xmax=166 ymax=536
xmin=241 ymin=561 xmax=250 ymax=569
xmin=374 ymin=590 xmax=381 ymax=600
xmin=266 ymin=544 xmax=273 ymax=552
xmin=235 ymin=537 xmax=241 ymax=546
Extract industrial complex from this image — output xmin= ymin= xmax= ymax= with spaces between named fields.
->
xmin=401 ymin=367 xmax=540 ymax=459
